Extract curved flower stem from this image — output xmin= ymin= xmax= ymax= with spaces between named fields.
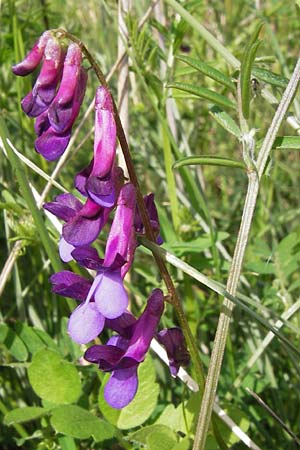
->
xmin=56 ymin=30 xmax=206 ymax=390
xmin=193 ymin=56 xmax=300 ymax=450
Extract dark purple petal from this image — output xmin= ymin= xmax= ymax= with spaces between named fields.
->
xmin=124 ymin=289 xmax=164 ymax=362
xmin=120 ymin=229 xmax=137 ymax=279
xmin=35 ymin=127 xmax=71 ymax=161
xmin=12 ymin=31 xmax=51 ymax=76
xmin=50 ymin=270 xmax=92 ymax=301
xmin=104 ymin=365 xmax=138 ymax=409
xmin=86 ymin=175 xmax=116 ymax=207
xmin=135 ymin=193 xmax=162 ymax=245
xmin=103 ymin=183 xmax=136 ymax=268
xmin=34 ymin=111 xmax=50 ymax=136
xmin=44 ymin=193 xmax=82 ymax=221
xmin=74 ymin=160 xmax=93 ymax=196
xmin=68 ymin=302 xmax=105 ymax=344
xmin=72 ymin=246 xmax=103 ymax=270
xmin=94 ymin=269 xmax=128 ymax=319
xmin=63 ymin=214 xmax=103 ymax=246
xmin=84 ymin=344 xmax=124 ymax=369
xmin=48 ymin=44 xmax=87 ymax=133
xmin=105 ymin=311 xmax=136 ymax=338
xmin=157 ymin=328 xmax=190 ymax=376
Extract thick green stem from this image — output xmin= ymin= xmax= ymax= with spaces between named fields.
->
xmin=193 ymin=57 xmax=300 ymax=450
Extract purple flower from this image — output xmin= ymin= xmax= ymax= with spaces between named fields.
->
xmin=12 ymin=30 xmax=52 ymax=76
xmin=157 ymin=327 xmax=190 ymax=376
xmin=51 ymin=269 xmax=136 ymax=339
xmin=21 ymin=37 xmax=65 ymax=118
xmin=135 ymin=193 xmax=163 ymax=245
xmin=84 ymin=288 xmax=164 ymax=409
xmin=13 ymin=35 xmax=88 ymax=162
xmin=48 ymin=43 xmax=87 ymax=133
xmin=84 ymin=86 xmax=117 ymax=207
xmin=44 ymin=193 xmax=110 ymax=258
xmin=58 ymin=183 xmax=136 ymax=344
xmin=34 ymin=44 xmax=88 ymax=161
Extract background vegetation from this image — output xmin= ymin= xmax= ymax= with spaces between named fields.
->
xmin=0 ymin=0 xmax=300 ymax=449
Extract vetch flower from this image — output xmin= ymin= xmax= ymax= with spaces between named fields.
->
xmin=21 ymin=37 xmax=65 ymax=118
xmin=84 ymin=288 xmax=164 ymax=409
xmin=35 ymin=44 xmax=88 ymax=160
xmin=84 ymin=86 xmax=117 ymax=207
xmin=12 ymin=34 xmax=88 ymax=162
xmin=66 ymin=183 xmax=136 ymax=344
xmin=51 ymin=269 xmax=136 ymax=339
xmin=12 ymin=30 xmax=52 ymax=76
xmin=44 ymin=193 xmax=110 ymax=260
xmin=157 ymin=327 xmax=190 ymax=376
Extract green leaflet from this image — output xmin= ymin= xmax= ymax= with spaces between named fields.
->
xmin=173 ymin=155 xmax=245 ymax=170
xmin=167 ymin=82 xmax=235 ymax=109
xmin=252 ymin=67 xmax=289 ymax=88
xmin=240 ymin=22 xmax=264 ymax=119
xmin=209 ymin=106 xmax=242 ymax=140
xmin=177 ymin=55 xmax=235 ymax=91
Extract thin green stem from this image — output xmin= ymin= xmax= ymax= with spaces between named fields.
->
xmin=58 ymin=30 xmax=206 ymax=390
xmin=193 ymin=56 xmax=300 ymax=450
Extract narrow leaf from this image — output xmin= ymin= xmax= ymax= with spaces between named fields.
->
xmin=168 ymin=82 xmax=235 ymax=109
xmin=273 ymin=136 xmax=300 ymax=149
xmin=177 ymin=55 xmax=235 ymax=91
xmin=240 ymin=22 xmax=264 ymax=118
xmin=173 ymin=156 xmax=245 ymax=170
xmin=252 ymin=67 xmax=288 ymax=88
xmin=209 ymin=106 xmax=242 ymax=140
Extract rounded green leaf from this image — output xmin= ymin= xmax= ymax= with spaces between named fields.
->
xmin=4 ymin=407 xmax=47 ymax=425
xmin=28 ymin=349 xmax=81 ymax=404
xmin=50 ymin=405 xmax=115 ymax=442
xmin=146 ymin=427 xmax=177 ymax=450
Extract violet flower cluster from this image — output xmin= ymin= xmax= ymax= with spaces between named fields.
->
xmin=13 ymin=31 xmax=87 ymax=161
xmin=13 ymin=31 xmax=190 ymax=409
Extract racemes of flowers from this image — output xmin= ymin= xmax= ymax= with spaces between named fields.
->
xmin=13 ymin=30 xmax=190 ymax=409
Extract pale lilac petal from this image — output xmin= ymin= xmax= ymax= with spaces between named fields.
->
xmin=68 ymin=303 xmax=105 ymax=344
xmin=104 ymin=366 xmax=138 ymax=409
xmin=59 ymin=237 xmax=75 ymax=262
xmin=94 ymin=270 xmax=128 ymax=319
